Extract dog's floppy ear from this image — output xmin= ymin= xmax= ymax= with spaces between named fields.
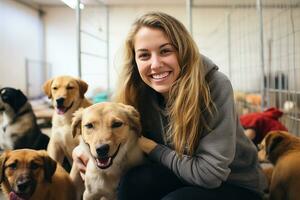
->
xmin=0 ymin=151 xmax=10 ymax=183
xmin=122 ymin=104 xmax=142 ymax=136
xmin=72 ymin=108 xmax=84 ymax=137
xmin=43 ymin=79 xmax=53 ymax=98
xmin=39 ymin=150 xmax=57 ymax=183
xmin=76 ymin=79 xmax=88 ymax=98
xmin=265 ymin=133 xmax=285 ymax=164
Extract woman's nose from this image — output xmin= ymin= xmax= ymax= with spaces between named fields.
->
xmin=151 ymin=54 xmax=162 ymax=69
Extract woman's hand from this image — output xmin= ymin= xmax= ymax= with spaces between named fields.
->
xmin=72 ymin=145 xmax=89 ymax=180
xmin=138 ymin=136 xmax=158 ymax=154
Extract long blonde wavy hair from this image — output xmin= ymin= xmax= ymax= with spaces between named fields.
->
xmin=114 ymin=12 xmax=214 ymax=156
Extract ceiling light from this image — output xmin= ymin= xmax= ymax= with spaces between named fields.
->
xmin=61 ymin=0 xmax=84 ymax=9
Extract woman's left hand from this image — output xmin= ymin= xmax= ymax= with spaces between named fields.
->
xmin=138 ymin=136 xmax=158 ymax=154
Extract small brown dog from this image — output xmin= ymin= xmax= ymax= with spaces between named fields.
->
xmin=258 ymin=130 xmax=300 ymax=200
xmin=72 ymin=102 xmax=144 ymax=200
xmin=0 ymin=149 xmax=76 ymax=200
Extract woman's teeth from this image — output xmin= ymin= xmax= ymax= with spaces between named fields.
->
xmin=152 ymin=72 xmax=169 ymax=79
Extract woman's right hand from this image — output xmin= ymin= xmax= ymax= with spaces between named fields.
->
xmin=72 ymin=145 xmax=89 ymax=180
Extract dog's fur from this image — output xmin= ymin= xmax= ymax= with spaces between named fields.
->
xmin=0 ymin=149 xmax=76 ymax=200
xmin=43 ymin=76 xmax=91 ymax=165
xmin=258 ymin=130 xmax=300 ymax=200
xmin=0 ymin=87 xmax=49 ymax=151
xmin=72 ymin=102 xmax=144 ymax=200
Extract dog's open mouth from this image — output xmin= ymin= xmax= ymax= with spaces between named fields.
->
xmin=94 ymin=144 xmax=121 ymax=169
xmin=9 ymin=191 xmax=30 ymax=200
xmin=56 ymin=102 xmax=73 ymax=115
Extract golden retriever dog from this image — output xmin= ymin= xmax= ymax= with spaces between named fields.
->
xmin=0 ymin=87 xmax=49 ymax=151
xmin=43 ymin=75 xmax=91 ymax=165
xmin=0 ymin=149 xmax=76 ymax=200
xmin=258 ymin=130 xmax=300 ymax=200
xmin=71 ymin=102 xmax=144 ymax=200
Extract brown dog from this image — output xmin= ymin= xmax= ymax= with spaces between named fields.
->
xmin=0 ymin=149 xmax=76 ymax=200
xmin=43 ymin=75 xmax=91 ymax=165
xmin=72 ymin=102 xmax=144 ymax=200
xmin=258 ymin=130 xmax=300 ymax=200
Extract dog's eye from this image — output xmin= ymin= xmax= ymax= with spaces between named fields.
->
xmin=30 ymin=162 xmax=40 ymax=170
xmin=67 ymin=86 xmax=74 ymax=90
xmin=85 ymin=123 xmax=94 ymax=129
xmin=112 ymin=121 xmax=123 ymax=128
xmin=52 ymin=87 xmax=58 ymax=90
xmin=8 ymin=163 xmax=17 ymax=170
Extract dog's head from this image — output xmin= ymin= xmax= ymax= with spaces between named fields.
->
xmin=71 ymin=102 xmax=141 ymax=170
xmin=43 ymin=76 xmax=88 ymax=115
xmin=0 ymin=149 xmax=57 ymax=200
xmin=0 ymin=87 xmax=28 ymax=114
xmin=258 ymin=130 xmax=300 ymax=164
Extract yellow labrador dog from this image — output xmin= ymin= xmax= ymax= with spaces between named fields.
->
xmin=43 ymin=75 xmax=91 ymax=166
xmin=0 ymin=149 xmax=76 ymax=200
xmin=71 ymin=102 xmax=144 ymax=200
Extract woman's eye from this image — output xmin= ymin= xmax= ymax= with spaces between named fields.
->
xmin=138 ymin=53 xmax=150 ymax=60
xmin=161 ymin=48 xmax=172 ymax=55
xmin=85 ymin=123 xmax=94 ymax=129
xmin=111 ymin=121 xmax=123 ymax=128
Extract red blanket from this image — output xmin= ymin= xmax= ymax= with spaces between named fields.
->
xmin=240 ymin=107 xmax=288 ymax=144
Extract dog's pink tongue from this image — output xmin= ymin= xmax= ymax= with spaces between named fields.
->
xmin=57 ymin=107 xmax=65 ymax=115
xmin=9 ymin=192 xmax=25 ymax=200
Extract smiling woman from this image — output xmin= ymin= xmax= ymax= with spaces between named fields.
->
xmin=73 ymin=11 xmax=267 ymax=200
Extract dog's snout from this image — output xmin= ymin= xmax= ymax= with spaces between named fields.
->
xmin=17 ymin=176 xmax=32 ymax=192
xmin=56 ymin=98 xmax=65 ymax=107
xmin=96 ymin=144 xmax=110 ymax=158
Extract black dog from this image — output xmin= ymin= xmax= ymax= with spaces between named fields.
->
xmin=0 ymin=87 xmax=49 ymax=151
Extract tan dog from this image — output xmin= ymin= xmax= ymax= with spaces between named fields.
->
xmin=43 ymin=75 xmax=91 ymax=165
xmin=72 ymin=102 xmax=144 ymax=200
xmin=258 ymin=130 xmax=300 ymax=200
xmin=0 ymin=149 xmax=76 ymax=200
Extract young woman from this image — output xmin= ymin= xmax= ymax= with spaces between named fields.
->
xmin=73 ymin=11 xmax=267 ymax=200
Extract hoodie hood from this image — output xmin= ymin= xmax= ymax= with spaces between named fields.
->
xmin=201 ymin=54 xmax=219 ymax=78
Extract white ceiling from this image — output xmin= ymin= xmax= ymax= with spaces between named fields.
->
xmin=16 ymin=0 xmax=299 ymax=8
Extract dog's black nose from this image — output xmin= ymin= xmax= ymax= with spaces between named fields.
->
xmin=17 ymin=178 xmax=32 ymax=193
xmin=96 ymin=144 xmax=110 ymax=158
xmin=56 ymin=98 xmax=65 ymax=107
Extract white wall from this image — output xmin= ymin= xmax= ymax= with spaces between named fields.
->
xmin=0 ymin=0 xmax=43 ymax=92
xmin=42 ymin=7 xmax=78 ymax=77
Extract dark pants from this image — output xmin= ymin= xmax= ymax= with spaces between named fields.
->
xmin=118 ymin=164 xmax=262 ymax=200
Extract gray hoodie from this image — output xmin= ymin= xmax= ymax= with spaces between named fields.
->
xmin=140 ymin=55 xmax=267 ymax=195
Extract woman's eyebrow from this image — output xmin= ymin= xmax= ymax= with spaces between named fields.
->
xmin=160 ymin=43 xmax=173 ymax=48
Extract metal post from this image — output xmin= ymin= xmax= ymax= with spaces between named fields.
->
xmin=256 ymin=0 xmax=265 ymax=109
xmin=106 ymin=5 xmax=110 ymax=95
xmin=76 ymin=0 xmax=81 ymax=78
xmin=226 ymin=12 xmax=232 ymax=79
xmin=186 ymin=0 xmax=193 ymax=35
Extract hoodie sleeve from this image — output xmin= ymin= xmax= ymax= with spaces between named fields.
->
xmin=148 ymin=71 xmax=237 ymax=188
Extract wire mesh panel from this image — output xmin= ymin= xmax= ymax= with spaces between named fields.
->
xmin=192 ymin=0 xmax=300 ymax=135
xmin=262 ymin=0 xmax=300 ymax=135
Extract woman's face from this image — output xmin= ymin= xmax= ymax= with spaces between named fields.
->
xmin=134 ymin=27 xmax=180 ymax=99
